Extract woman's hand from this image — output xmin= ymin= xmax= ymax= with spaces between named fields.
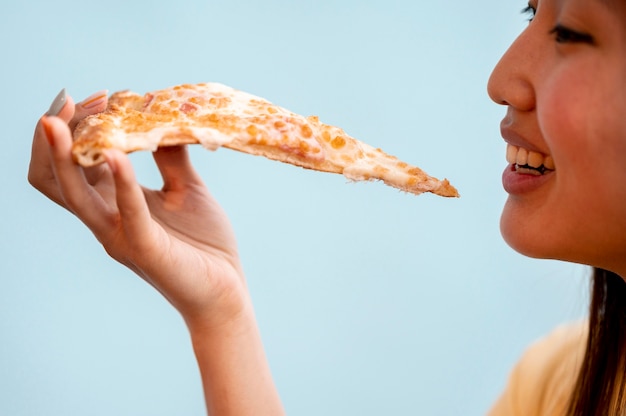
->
xmin=28 ymin=90 xmax=247 ymax=329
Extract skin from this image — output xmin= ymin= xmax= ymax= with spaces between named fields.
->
xmin=28 ymin=97 xmax=284 ymax=415
xmin=487 ymin=0 xmax=626 ymax=276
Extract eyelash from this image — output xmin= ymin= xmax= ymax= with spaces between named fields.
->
xmin=549 ymin=25 xmax=594 ymax=44
xmin=520 ymin=3 xmax=594 ymax=44
xmin=521 ymin=4 xmax=536 ymax=22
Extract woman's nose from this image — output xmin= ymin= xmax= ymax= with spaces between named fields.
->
xmin=487 ymin=29 xmax=537 ymax=112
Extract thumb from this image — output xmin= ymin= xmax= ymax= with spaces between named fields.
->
xmin=153 ymin=145 xmax=205 ymax=192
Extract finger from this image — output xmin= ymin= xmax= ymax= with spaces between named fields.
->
xmin=153 ymin=145 xmax=205 ymax=192
xmin=46 ymin=88 xmax=75 ymax=122
xmin=45 ymin=115 xmax=114 ymax=231
xmin=29 ymin=89 xmax=108 ymax=207
xmin=28 ymin=94 xmax=76 ymax=205
xmin=69 ymin=90 xmax=108 ymax=130
xmin=103 ymin=149 xmax=160 ymax=253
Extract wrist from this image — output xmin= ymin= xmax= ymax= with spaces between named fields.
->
xmin=182 ymin=285 xmax=256 ymax=340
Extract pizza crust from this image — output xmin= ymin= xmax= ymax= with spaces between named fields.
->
xmin=72 ymin=83 xmax=458 ymax=197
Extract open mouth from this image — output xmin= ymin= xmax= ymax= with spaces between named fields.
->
xmin=506 ymin=144 xmax=554 ymax=176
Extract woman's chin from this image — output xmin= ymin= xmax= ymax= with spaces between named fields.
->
xmin=499 ymin=206 xmax=552 ymax=260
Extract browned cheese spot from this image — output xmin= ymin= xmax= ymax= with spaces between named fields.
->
xmin=125 ymin=112 xmax=158 ymax=133
xmin=247 ymin=124 xmax=258 ymax=137
xmin=301 ymin=124 xmax=313 ymax=138
xmin=341 ymin=154 xmax=355 ymax=164
xmin=208 ymin=97 xmax=231 ymax=108
xmin=299 ymin=140 xmax=311 ymax=154
xmin=331 ymin=136 xmax=346 ymax=149
xmin=373 ymin=165 xmax=390 ymax=174
xmin=408 ymin=167 xmax=425 ymax=176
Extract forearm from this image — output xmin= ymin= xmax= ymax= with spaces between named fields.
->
xmin=187 ymin=301 xmax=284 ymax=416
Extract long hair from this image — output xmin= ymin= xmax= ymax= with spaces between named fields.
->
xmin=566 ymin=268 xmax=626 ymax=415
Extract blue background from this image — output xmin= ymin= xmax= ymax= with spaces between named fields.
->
xmin=1 ymin=1 xmax=588 ymax=415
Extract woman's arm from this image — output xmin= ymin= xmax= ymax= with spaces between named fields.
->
xmin=28 ymin=90 xmax=284 ymax=415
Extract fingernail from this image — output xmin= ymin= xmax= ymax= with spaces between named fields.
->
xmin=46 ymin=88 xmax=67 ymax=116
xmin=41 ymin=116 xmax=55 ymax=146
xmin=80 ymin=90 xmax=108 ymax=110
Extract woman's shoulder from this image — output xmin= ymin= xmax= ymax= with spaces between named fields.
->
xmin=488 ymin=321 xmax=588 ymax=416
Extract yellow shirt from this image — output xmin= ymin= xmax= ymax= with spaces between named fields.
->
xmin=488 ymin=322 xmax=587 ymax=416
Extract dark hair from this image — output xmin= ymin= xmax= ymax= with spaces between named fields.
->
xmin=567 ymin=268 xmax=626 ymax=415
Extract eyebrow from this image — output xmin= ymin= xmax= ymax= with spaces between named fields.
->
xmin=597 ymin=0 xmax=619 ymax=10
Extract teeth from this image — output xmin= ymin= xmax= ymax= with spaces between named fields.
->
xmin=517 ymin=148 xmax=528 ymax=165
xmin=506 ymin=145 xmax=518 ymax=165
xmin=506 ymin=144 xmax=555 ymax=171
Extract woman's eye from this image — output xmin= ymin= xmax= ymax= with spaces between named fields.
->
xmin=550 ymin=24 xmax=594 ymax=44
xmin=521 ymin=4 xmax=536 ymax=22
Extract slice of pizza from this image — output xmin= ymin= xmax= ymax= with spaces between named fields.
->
xmin=72 ymin=83 xmax=458 ymax=197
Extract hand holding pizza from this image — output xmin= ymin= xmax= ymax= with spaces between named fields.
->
xmin=28 ymin=90 xmax=284 ymax=415
xmin=30 ymin=89 xmax=247 ymax=325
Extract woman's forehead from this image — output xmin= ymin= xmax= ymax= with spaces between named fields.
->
xmin=558 ymin=0 xmax=619 ymax=8
xmin=559 ymin=0 xmax=625 ymax=17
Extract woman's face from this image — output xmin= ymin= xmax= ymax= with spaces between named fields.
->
xmin=487 ymin=0 xmax=626 ymax=274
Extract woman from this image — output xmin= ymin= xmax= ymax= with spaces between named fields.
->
xmin=28 ymin=0 xmax=626 ymax=414
xmin=487 ymin=0 xmax=626 ymax=414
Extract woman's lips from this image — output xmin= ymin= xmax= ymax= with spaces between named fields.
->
xmin=502 ymin=163 xmax=555 ymax=194
xmin=502 ymin=144 xmax=555 ymax=194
